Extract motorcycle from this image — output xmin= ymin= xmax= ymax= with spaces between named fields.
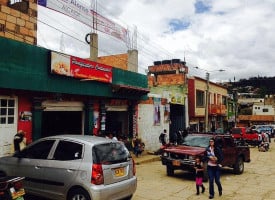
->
xmin=0 ymin=176 xmax=25 ymax=200
xmin=258 ymin=142 xmax=269 ymax=152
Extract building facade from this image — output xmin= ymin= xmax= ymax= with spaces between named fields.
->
xmin=137 ymin=60 xmax=189 ymax=151
xmin=188 ymin=76 xmax=228 ymax=133
xmin=0 ymin=1 xmax=150 ymax=156
xmin=0 ymin=37 xmax=149 ymax=156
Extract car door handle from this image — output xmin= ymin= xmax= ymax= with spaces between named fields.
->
xmin=67 ymin=169 xmax=75 ymax=173
xmin=35 ymin=165 xmax=41 ymax=169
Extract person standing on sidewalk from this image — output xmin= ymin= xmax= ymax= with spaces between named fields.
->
xmin=194 ymin=157 xmax=205 ymax=195
xmin=159 ymin=129 xmax=168 ymax=145
xmin=205 ymin=138 xmax=223 ymax=199
xmin=13 ymin=130 xmax=26 ymax=152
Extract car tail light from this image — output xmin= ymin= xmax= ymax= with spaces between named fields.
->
xmin=91 ymin=164 xmax=104 ymax=185
xmin=132 ymin=159 xmax=136 ymax=176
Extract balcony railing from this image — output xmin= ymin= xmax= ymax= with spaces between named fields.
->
xmin=209 ymin=104 xmax=227 ymax=115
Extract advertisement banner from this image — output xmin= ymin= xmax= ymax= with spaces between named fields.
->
xmin=153 ymin=97 xmax=161 ymax=125
xmin=51 ymin=51 xmax=112 ymax=83
xmin=38 ymin=0 xmax=128 ymax=42
xmin=91 ymin=10 xmax=127 ymax=42
xmin=150 ymin=85 xmax=187 ymax=105
xmin=38 ymin=0 xmax=91 ymax=27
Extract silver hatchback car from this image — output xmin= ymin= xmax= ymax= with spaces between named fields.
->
xmin=0 ymin=135 xmax=137 ymax=200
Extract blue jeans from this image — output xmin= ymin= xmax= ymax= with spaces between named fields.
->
xmin=207 ymin=165 xmax=222 ymax=196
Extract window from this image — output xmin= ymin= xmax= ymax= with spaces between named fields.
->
xmin=0 ymin=98 xmax=15 ymax=124
xmin=8 ymin=0 xmax=29 ymax=14
xmin=53 ymin=141 xmax=83 ymax=161
xmin=196 ymin=90 xmax=204 ymax=107
xmin=262 ymin=108 xmax=269 ymax=112
xmin=222 ymin=96 xmax=227 ymax=105
xmin=18 ymin=140 xmax=55 ymax=159
xmin=93 ymin=143 xmax=130 ymax=164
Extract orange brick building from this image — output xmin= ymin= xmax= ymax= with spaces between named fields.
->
xmin=0 ymin=0 xmax=37 ymax=45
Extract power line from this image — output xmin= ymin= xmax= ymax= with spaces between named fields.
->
xmin=37 ymin=3 xmax=184 ymax=73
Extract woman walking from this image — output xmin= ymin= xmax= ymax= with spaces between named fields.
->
xmin=205 ymin=138 xmax=223 ymax=199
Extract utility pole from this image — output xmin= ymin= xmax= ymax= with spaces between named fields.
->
xmin=205 ymin=72 xmax=210 ymax=132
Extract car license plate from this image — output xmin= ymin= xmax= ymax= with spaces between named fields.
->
xmin=172 ymin=160 xmax=181 ymax=166
xmin=114 ymin=167 xmax=125 ymax=177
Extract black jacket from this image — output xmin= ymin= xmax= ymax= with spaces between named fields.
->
xmin=205 ymin=145 xmax=223 ymax=165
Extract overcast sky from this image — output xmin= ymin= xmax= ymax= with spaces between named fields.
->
xmin=37 ymin=0 xmax=275 ymax=82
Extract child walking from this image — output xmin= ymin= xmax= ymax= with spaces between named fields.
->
xmin=194 ymin=157 xmax=205 ymax=195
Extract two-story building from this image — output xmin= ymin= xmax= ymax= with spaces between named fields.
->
xmin=188 ymin=76 xmax=228 ymax=132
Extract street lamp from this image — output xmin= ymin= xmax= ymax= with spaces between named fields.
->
xmin=194 ymin=67 xmax=225 ymax=132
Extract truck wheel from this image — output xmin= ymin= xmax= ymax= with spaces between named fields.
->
xmin=166 ymin=165 xmax=174 ymax=176
xmin=233 ymin=157 xmax=244 ymax=174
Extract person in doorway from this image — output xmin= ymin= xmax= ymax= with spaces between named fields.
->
xmin=194 ymin=157 xmax=205 ymax=195
xmin=205 ymin=138 xmax=223 ymax=199
xmin=159 ymin=129 xmax=168 ymax=145
xmin=13 ymin=130 xmax=26 ymax=152
xmin=132 ymin=137 xmax=144 ymax=157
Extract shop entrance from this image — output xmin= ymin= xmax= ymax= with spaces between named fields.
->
xmin=106 ymin=111 xmax=128 ymax=138
xmin=169 ymin=104 xmax=186 ymax=138
xmin=42 ymin=111 xmax=82 ymax=137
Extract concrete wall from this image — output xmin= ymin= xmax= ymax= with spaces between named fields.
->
xmin=138 ymin=104 xmax=169 ymax=152
xmin=253 ymin=105 xmax=274 ymax=115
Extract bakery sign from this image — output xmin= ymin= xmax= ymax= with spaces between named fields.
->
xmin=50 ymin=51 xmax=112 ymax=83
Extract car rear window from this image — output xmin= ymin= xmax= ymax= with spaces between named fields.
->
xmin=92 ymin=142 xmax=130 ymax=164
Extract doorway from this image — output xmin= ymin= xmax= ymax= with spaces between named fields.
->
xmin=42 ymin=111 xmax=82 ymax=137
xmin=106 ymin=111 xmax=128 ymax=138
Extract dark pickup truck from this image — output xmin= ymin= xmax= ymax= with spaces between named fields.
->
xmin=161 ymin=133 xmax=251 ymax=180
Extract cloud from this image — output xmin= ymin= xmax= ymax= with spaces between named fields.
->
xmin=38 ymin=0 xmax=275 ymax=82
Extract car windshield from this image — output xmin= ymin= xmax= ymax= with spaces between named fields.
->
xmin=92 ymin=142 xmax=130 ymax=164
xmin=181 ymin=135 xmax=211 ymax=148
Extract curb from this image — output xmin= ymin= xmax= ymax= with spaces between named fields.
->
xmin=135 ymin=156 xmax=161 ymax=165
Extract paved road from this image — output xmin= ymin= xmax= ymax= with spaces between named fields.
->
xmin=133 ymin=141 xmax=275 ymax=200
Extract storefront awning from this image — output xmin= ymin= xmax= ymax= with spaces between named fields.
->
xmin=112 ymin=84 xmax=150 ymax=96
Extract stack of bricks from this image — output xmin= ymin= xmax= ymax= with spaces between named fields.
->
xmin=0 ymin=0 xmax=37 ymax=45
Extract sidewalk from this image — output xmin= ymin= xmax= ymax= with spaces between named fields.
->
xmin=131 ymin=151 xmax=161 ymax=165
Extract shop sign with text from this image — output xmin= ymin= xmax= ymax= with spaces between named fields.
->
xmin=50 ymin=52 xmax=112 ymax=83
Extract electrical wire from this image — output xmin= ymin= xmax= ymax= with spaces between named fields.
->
xmin=36 ymin=2 xmax=185 ymax=72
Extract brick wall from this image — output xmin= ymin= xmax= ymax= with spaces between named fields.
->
xmin=97 ymin=53 xmax=128 ymax=70
xmin=0 ymin=0 xmax=37 ymax=45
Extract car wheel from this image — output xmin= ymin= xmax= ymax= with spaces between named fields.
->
xmin=233 ymin=157 xmax=244 ymax=174
xmin=67 ymin=188 xmax=91 ymax=200
xmin=166 ymin=165 xmax=174 ymax=176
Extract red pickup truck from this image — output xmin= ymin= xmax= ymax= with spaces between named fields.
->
xmin=231 ymin=127 xmax=259 ymax=146
xmin=161 ymin=133 xmax=251 ymax=181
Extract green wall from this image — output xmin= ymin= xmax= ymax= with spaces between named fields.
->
xmin=0 ymin=37 xmax=148 ymax=100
